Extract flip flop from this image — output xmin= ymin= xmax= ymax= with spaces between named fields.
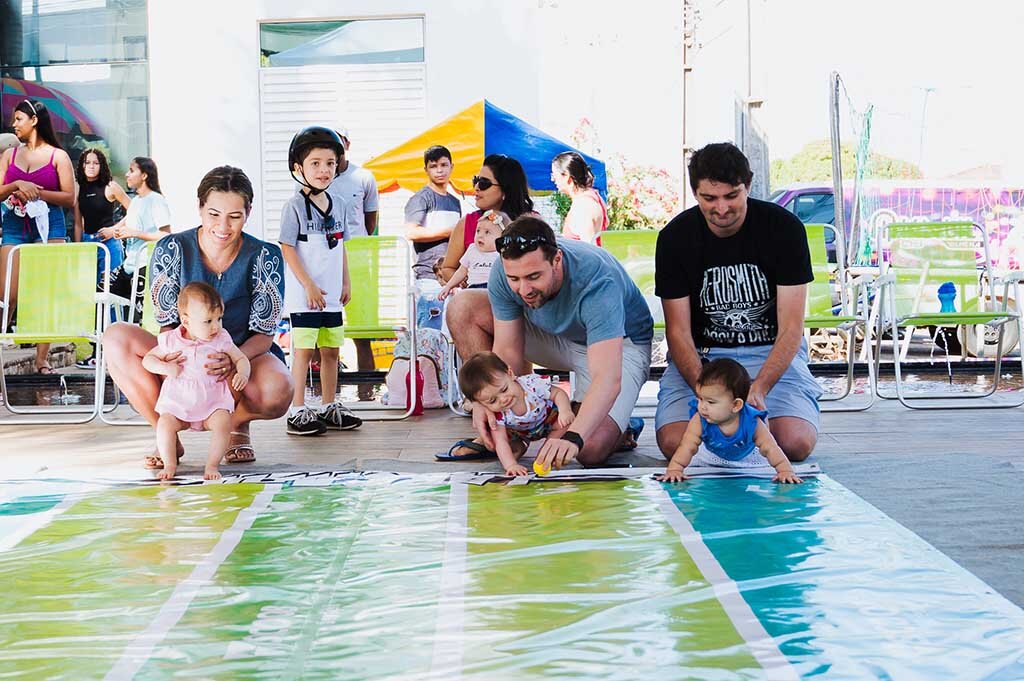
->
xmin=36 ymin=364 xmax=56 ymax=375
xmin=436 ymin=439 xmax=498 ymax=461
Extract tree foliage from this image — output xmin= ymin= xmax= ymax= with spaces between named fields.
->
xmin=770 ymin=140 xmax=922 ymax=189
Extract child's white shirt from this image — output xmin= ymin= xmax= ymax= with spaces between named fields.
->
xmin=459 ymin=243 xmax=499 ymax=287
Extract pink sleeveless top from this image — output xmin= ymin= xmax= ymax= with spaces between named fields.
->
xmin=4 ymin=146 xmax=59 ymax=191
xmin=562 ymin=189 xmax=609 ymax=240
xmin=463 ymin=211 xmax=482 ymax=249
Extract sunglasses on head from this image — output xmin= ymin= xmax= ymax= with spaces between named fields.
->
xmin=472 ymin=175 xmax=500 ymax=191
xmin=495 ymin=234 xmax=555 ymax=256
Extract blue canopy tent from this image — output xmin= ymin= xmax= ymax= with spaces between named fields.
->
xmin=365 ymin=100 xmax=606 ymax=197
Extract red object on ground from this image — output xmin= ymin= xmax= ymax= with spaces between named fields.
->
xmin=407 ymin=362 xmax=424 ymax=416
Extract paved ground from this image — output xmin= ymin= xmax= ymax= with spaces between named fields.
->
xmin=2 ymin=385 xmax=1022 ymax=608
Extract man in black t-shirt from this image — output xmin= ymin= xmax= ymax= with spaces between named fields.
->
xmin=654 ymin=143 xmax=822 ymax=462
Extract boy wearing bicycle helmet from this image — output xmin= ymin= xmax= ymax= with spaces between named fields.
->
xmin=279 ymin=126 xmax=361 ymax=436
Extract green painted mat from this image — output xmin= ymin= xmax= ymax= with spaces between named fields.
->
xmin=0 ymin=473 xmax=1022 ymax=679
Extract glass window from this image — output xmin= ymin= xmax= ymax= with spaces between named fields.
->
xmin=1 ymin=0 xmax=148 ymax=66
xmin=1 ymin=0 xmax=149 ymax=178
xmin=260 ymin=18 xmax=425 ymax=67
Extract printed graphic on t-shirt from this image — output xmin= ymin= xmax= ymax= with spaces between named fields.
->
xmin=699 ymin=263 xmax=775 ymax=345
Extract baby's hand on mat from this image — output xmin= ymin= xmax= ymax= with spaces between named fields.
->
xmin=158 ymin=464 xmax=177 ymax=481
xmin=204 ymin=465 xmax=222 ymax=481
xmin=657 ymin=467 xmax=687 ymax=483
xmin=773 ymin=469 xmax=803 ymax=484
xmin=557 ymin=409 xmax=575 ymax=429
xmin=505 ymin=464 xmax=529 ymax=477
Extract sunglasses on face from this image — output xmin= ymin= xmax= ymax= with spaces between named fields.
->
xmin=495 ymin=234 xmax=555 ymax=256
xmin=472 ymin=176 xmax=500 ymax=191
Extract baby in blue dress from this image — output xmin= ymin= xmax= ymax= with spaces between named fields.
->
xmin=658 ymin=358 xmax=802 ymax=483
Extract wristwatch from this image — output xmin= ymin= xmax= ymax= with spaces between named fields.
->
xmin=560 ymin=431 xmax=585 ymax=451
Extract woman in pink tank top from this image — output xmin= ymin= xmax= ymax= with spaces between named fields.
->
xmin=551 ymin=151 xmax=609 ymax=243
xmin=438 ymin=154 xmax=535 ymax=284
xmin=0 ymin=99 xmax=77 ymax=374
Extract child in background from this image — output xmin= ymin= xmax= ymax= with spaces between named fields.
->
xmin=143 ymin=282 xmax=250 ymax=481
xmin=458 ymin=351 xmax=574 ymax=476
xmin=279 ymin=126 xmax=362 ymax=436
xmin=437 ymin=209 xmax=507 ymax=299
xmin=658 ymin=358 xmax=803 ymax=484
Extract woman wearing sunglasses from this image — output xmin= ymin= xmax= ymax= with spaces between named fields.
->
xmin=437 ymin=154 xmax=534 ymax=284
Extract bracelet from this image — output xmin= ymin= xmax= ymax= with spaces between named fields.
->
xmin=560 ymin=431 xmax=584 ymax=451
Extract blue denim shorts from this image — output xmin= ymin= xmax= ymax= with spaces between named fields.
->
xmin=655 ymin=341 xmax=823 ymax=432
xmin=82 ymin=232 xmax=125 ymax=274
xmin=1 ymin=204 xmax=67 ymax=244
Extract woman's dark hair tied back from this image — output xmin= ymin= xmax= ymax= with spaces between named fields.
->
xmin=197 ymin=165 xmax=254 ymax=212
xmin=132 ymin=156 xmax=162 ymax=194
xmin=552 ymin=151 xmax=594 ymax=190
xmin=14 ymin=99 xmax=62 ymax=150
xmin=483 ymin=153 xmax=534 ymax=220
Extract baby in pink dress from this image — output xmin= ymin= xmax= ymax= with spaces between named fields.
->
xmin=143 ymin=281 xmax=250 ymax=480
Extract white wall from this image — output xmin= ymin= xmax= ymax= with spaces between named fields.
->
xmin=147 ymin=0 xmax=543 ymax=233
xmin=534 ymin=1 xmax=685 ymax=187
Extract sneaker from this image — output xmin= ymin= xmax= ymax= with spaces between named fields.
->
xmin=286 ymin=406 xmax=327 ymax=436
xmin=75 ymin=356 xmax=97 ymax=370
xmin=319 ymin=402 xmax=362 ymax=431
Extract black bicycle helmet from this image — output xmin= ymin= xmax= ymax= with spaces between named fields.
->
xmin=287 ymin=126 xmax=344 ymax=175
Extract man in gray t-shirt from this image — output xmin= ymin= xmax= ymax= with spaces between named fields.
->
xmin=403 ymin=145 xmax=462 ymax=280
xmin=447 ymin=216 xmax=654 ymax=469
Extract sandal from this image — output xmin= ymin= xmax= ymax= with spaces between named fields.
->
xmin=223 ymin=431 xmax=256 ymax=464
xmin=36 ymin=364 xmax=56 ymax=375
xmin=435 ymin=439 xmax=498 ymax=462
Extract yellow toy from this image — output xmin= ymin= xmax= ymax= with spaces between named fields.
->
xmin=532 ymin=460 xmax=551 ymax=477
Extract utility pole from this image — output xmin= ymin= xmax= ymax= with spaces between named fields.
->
xmin=681 ymin=0 xmax=696 ymax=209
xmin=916 ymin=86 xmax=936 ymax=171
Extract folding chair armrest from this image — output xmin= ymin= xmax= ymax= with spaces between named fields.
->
xmin=870 ymin=272 xmax=896 ymax=289
xmin=994 ymin=271 xmax=1024 ymax=285
xmin=96 ymin=292 xmax=131 ymax=307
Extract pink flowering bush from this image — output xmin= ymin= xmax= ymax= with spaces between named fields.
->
xmin=569 ymin=118 xmax=679 ymax=231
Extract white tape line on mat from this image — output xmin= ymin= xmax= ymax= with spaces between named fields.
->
xmin=103 ymin=485 xmax=279 ymax=681
xmin=430 ymin=480 xmax=469 ymax=679
xmin=643 ymin=478 xmax=799 ymax=681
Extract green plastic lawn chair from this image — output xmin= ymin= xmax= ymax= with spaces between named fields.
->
xmin=101 ymin=240 xmax=161 ymax=425
xmin=804 ymin=223 xmax=875 ymax=411
xmin=344 ymin=235 xmax=417 ymax=420
xmin=597 ymin=229 xmax=663 ymax=331
xmin=596 ymin=229 xmax=662 ymax=414
xmin=873 ymin=221 xmax=1023 ymax=409
xmin=0 ymin=242 xmax=112 ymax=424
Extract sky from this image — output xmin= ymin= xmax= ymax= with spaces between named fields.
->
xmin=744 ymin=0 xmax=1024 ymax=178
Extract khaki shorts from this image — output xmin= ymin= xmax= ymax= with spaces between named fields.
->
xmin=522 ymin=321 xmax=651 ymax=432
